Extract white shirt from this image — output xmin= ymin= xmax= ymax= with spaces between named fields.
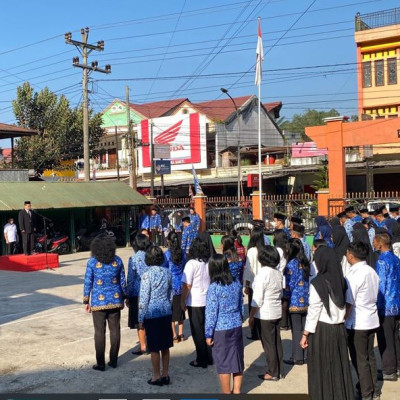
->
xmin=244 ymin=247 xmax=261 ymax=284
xmin=304 ymin=284 xmax=346 ymax=333
xmin=4 ymin=223 xmax=17 ymax=242
xmin=182 ymin=259 xmax=210 ymax=307
xmin=251 ymin=266 xmax=283 ymax=320
xmin=309 ymin=261 xmax=317 ymax=282
xmin=345 ymin=261 xmax=379 ymax=330
xmin=276 ymin=247 xmax=287 ymax=287
xmin=341 ymin=255 xmax=351 ymax=278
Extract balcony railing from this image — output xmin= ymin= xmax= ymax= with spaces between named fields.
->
xmin=355 ymin=8 xmax=400 ymax=31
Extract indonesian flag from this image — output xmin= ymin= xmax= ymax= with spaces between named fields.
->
xmin=255 ymin=19 xmax=264 ymax=86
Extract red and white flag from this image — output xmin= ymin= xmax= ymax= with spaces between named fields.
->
xmin=255 ymin=19 xmax=264 ymax=86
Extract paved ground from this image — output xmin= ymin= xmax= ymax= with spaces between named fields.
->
xmin=0 ymin=247 xmax=398 ymax=397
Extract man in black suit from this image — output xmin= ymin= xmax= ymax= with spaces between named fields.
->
xmin=18 ymin=201 xmax=36 ymax=255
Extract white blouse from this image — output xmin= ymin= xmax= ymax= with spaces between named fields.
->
xmin=244 ymin=247 xmax=261 ymax=284
xmin=304 ymin=284 xmax=346 ymax=334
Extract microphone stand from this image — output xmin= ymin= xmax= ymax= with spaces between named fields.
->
xmin=33 ymin=211 xmax=53 ymax=270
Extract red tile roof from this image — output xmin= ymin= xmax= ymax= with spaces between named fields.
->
xmin=129 ymin=98 xmax=188 ymax=118
xmin=193 ymin=96 xmax=252 ymax=121
xmin=263 ymin=101 xmax=282 ymax=112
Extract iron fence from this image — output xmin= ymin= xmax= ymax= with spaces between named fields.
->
xmin=355 ymin=8 xmax=400 ymax=31
xmin=328 ymin=192 xmax=400 ymax=218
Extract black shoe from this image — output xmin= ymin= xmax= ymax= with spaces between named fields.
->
xmin=132 ymin=349 xmax=148 ymax=355
xmin=189 ymin=360 xmax=207 ymax=368
xmin=246 ymin=336 xmax=260 ymax=341
xmin=258 ymin=374 xmax=279 ymax=381
xmin=283 ymin=359 xmax=304 ymax=366
xmin=92 ymin=364 xmax=105 ymax=371
xmin=147 ymin=378 xmax=163 ymax=386
xmin=107 ymin=361 xmax=117 ymax=368
xmin=280 ymin=327 xmax=289 ymax=331
xmin=161 ymin=375 xmax=171 ymax=385
xmin=382 ymin=373 xmax=398 ymax=381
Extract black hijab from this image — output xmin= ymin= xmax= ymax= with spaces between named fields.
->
xmin=332 ymin=225 xmax=350 ymax=264
xmin=392 ymin=220 xmax=400 ymax=244
xmin=352 ymin=223 xmax=377 ymax=267
xmin=311 ymin=246 xmax=346 ymax=317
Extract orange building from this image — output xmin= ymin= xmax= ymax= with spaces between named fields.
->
xmin=355 ymin=8 xmax=400 ymax=157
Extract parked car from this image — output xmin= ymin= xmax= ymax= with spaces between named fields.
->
xmin=367 ymin=200 xmax=400 ymax=212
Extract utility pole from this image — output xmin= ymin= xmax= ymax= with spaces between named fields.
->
xmin=150 ymin=121 xmax=155 ymax=198
xmin=65 ymin=28 xmax=111 ymax=182
xmin=115 ymin=126 xmax=120 ymax=181
xmin=125 ymin=86 xmax=137 ymax=189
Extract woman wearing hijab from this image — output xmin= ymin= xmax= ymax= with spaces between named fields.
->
xmin=352 ymin=223 xmax=378 ymax=267
xmin=300 ymin=246 xmax=354 ymax=400
xmin=332 ymin=225 xmax=351 ymax=278
xmin=314 ymin=216 xmax=333 ymax=248
xmin=391 ymin=219 xmax=400 ymax=258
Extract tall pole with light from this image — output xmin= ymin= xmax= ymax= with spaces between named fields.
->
xmin=220 ymin=88 xmax=241 ymax=205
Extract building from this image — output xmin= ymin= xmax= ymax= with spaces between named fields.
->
xmin=97 ymin=95 xmax=288 ymax=196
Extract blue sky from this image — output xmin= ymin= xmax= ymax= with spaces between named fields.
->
xmin=0 ymin=0 xmax=398 ymax=147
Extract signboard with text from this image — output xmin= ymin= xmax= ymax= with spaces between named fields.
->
xmin=155 ymin=159 xmax=171 ymax=175
xmin=137 ymin=113 xmax=207 ymax=173
xmin=247 ymin=174 xmax=260 ymax=187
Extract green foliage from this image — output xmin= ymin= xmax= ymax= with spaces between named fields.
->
xmin=311 ymin=160 xmax=329 ymax=192
xmin=12 ymin=82 xmax=104 ymax=172
xmin=280 ymin=108 xmax=340 ymax=140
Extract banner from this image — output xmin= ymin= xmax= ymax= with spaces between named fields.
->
xmin=137 ymin=113 xmax=207 ymax=173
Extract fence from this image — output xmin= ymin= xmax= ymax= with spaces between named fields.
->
xmin=154 ymin=194 xmax=318 ymax=234
xmin=328 ymin=191 xmax=400 ymax=218
xmin=355 ymin=8 xmax=400 ymax=31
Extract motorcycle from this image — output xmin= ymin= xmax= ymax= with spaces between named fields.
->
xmin=34 ymin=231 xmax=70 ymax=255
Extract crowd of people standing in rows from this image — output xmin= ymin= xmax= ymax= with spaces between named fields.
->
xmin=83 ymin=204 xmax=400 ymax=399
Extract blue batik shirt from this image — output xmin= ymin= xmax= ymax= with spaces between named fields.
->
xmin=149 ymin=213 xmax=162 ymax=230
xmin=228 ymin=259 xmax=244 ymax=283
xmin=83 ymin=256 xmax=126 ymax=311
xmin=263 ymin=234 xmax=271 ymax=246
xmin=368 ymin=227 xmax=375 ymax=248
xmin=190 ymin=213 xmax=201 ymax=232
xmin=138 ymin=214 xmax=150 ymax=230
xmin=284 ymin=258 xmax=309 ymax=312
xmin=301 ymin=237 xmax=313 ymax=263
xmin=205 ymin=280 xmax=243 ymax=338
xmin=373 ymin=219 xmax=386 ymax=229
xmin=126 ymin=251 xmax=148 ymax=298
xmin=138 ymin=266 xmax=172 ymax=323
xmin=375 ymin=250 xmax=400 ymax=317
xmin=283 ymin=227 xmax=291 ymax=240
xmin=164 ymin=249 xmax=186 ymax=296
xmin=181 ymin=223 xmax=197 ymax=253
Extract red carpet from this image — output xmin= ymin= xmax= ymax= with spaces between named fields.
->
xmin=0 ymin=253 xmax=59 ymax=272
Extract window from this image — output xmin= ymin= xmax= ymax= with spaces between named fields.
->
xmin=375 ymin=60 xmax=384 ymax=86
xmin=388 ymin=58 xmax=397 ymax=85
xmin=362 ymin=62 xmax=372 ymax=87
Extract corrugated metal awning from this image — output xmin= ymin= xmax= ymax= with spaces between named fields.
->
xmin=0 ymin=181 xmax=152 ymax=211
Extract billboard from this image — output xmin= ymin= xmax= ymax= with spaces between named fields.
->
xmin=137 ymin=113 xmax=207 ymax=173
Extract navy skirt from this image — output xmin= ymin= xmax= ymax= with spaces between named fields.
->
xmin=144 ymin=315 xmax=173 ymax=352
xmin=128 ymin=296 xmax=139 ymax=328
xmin=212 ymin=326 xmax=244 ymax=374
xmin=171 ymin=295 xmax=186 ymax=322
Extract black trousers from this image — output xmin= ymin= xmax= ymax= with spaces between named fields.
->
xmin=151 ymin=229 xmax=161 ymax=246
xmin=22 ymin=233 xmax=34 ymax=255
xmin=92 ymin=308 xmax=121 ymax=367
xmin=280 ymin=297 xmax=290 ymax=329
xmin=7 ymin=242 xmax=17 ymax=255
xmin=188 ymin=306 xmax=213 ymax=367
xmin=347 ymin=328 xmax=379 ymax=398
xmin=377 ymin=315 xmax=400 ymax=375
xmin=289 ymin=312 xmax=307 ymax=362
xmin=256 ymin=318 xmax=283 ymax=378
xmin=247 ymin=288 xmax=260 ymax=339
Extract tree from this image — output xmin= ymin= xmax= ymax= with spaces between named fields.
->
xmin=280 ymin=108 xmax=340 ymax=140
xmin=13 ymin=82 xmax=104 ymax=172
xmin=311 ymin=159 xmax=329 ymax=191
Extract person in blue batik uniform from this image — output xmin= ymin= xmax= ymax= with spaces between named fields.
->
xmin=138 ymin=208 xmax=150 ymax=230
xmin=373 ymin=233 xmax=400 ymax=381
xmin=314 ymin=216 xmax=334 ymax=248
xmin=138 ymin=246 xmax=173 ymax=386
xmin=221 ymin=235 xmax=244 ymax=283
xmin=291 ymin=223 xmax=313 ymax=262
xmin=149 ymin=207 xmax=162 ymax=245
xmin=189 ymin=206 xmax=201 ymax=232
xmin=83 ymin=236 xmax=126 ymax=371
xmin=284 ymin=238 xmax=310 ymax=366
xmin=164 ymin=231 xmax=186 ymax=343
xmin=181 ymin=216 xmax=197 ymax=254
xmin=373 ymin=209 xmax=387 ymax=229
xmin=126 ymin=233 xmax=151 ymax=355
xmin=205 ymin=254 xmax=244 ymax=394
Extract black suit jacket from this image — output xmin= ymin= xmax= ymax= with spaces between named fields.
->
xmin=18 ymin=209 xmax=36 ymax=234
